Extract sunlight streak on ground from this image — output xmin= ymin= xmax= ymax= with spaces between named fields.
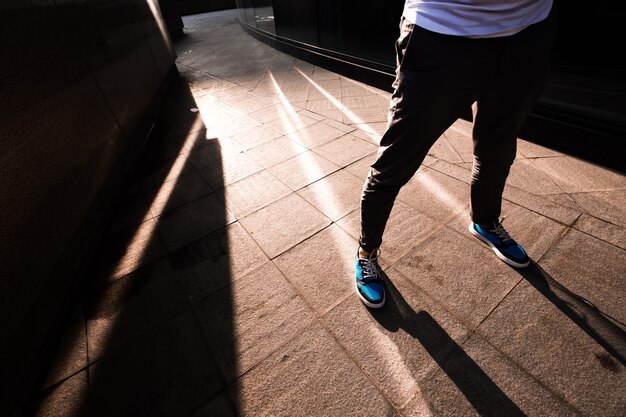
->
xmin=368 ymin=326 xmax=421 ymax=410
xmin=295 ymin=69 xmax=380 ymax=142
xmin=269 ymin=72 xmax=301 ymax=122
xmin=269 ymin=71 xmax=345 ymax=217
xmin=416 ymin=172 xmax=466 ymax=214
xmin=342 ymin=76 xmax=389 ymax=96
xmin=112 ymin=127 xmax=205 ymax=278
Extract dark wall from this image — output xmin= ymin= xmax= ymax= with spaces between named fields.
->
xmin=235 ymin=0 xmax=275 ymax=33
xmin=0 ymin=0 xmax=176 ymax=414
xmin=551 ymin=1 xmax=624 ymax=71
xmin=542 ymin=1 xmax=626 ymax=138
xmin=161 ymin=0 xmax=186 ymax=37
xmin=273 ymin=0 xmax=317 ymax=45
xmin=176 ymin=0 xmax=236 ymax=16
xmin=316 ymin=0 xmax=403 ymax=65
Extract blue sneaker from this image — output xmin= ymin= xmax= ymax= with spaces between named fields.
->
xmin=355 ymin=248 xmax=385 ymax=308
xmin=469 ymin=221 xmax=530 ymax=268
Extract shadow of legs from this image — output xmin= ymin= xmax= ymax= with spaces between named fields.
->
xmin=520 ymin=263 xmax=626 ymax=367
xmin=372 ymin=276 xmax=526 ymax=417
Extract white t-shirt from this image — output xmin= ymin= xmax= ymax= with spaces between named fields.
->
xmin=402 ymin=0 xmax=553 ymax=38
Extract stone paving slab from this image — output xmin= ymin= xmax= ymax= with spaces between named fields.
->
xmin=531 ymin=156 xmax=626 ymax=193
xmin=245 ymin=136 xmax=308 ymax=168
xmin=287 ymin=119 xmax=348 ymax=148
xmin=573 ymin=213 xmax=626 ymax=250
xmin=88 ymin=311 xmax=223 ymax=417
xmin=322 ymin=272 xmax=472 ymax=409
xmin=427 ymin=135 xmax=465 ymax=163
xmin=106 ymin=191 xmax=152 ymax=235
xmin=193 ymin=261 xmax=315 ymax=382
xmin=538 ymin=228 xmax=626 ymax=324
xmin=312 ymin=133 xmax=378 ymax=167
xmin=297 ymin=169 xmax=364 ymax=222
xmin=506 ymin=159 xmax=566 ymax=195
xmin=392 ymin=227 xmax=523 ymax=329
xmin=427 ymin=159 xmax=473 ymax=184
xmin=264 ymin=111 xmax=319 ymax=135
xmin=135 ymin=153 xmax=196 ymax=190
xmin=31 ymin=372 xmax=89 ymax=417
xmin=477 ymin=281 xmax=626 ymax=416
xmin=336 ymin=201 xmax=443 ymax=267
xmin=402 ymin=334 xmax=580 ymax=417
xmin=40 ymin=306 xmax=87 ymax=391
xmin=568 ymin=189 xmax=626 ymax=227
xmin=517 ymin=138 xmax=564 ymax=158
xmin=343 ymin=152 xmax=378 ymax=179
xmin=274 ymin=224 xmax=359 ymax=316
xmin=197 ymin=147 xmax=265 ymax=190
xmin=227 ymin=125 xmax=283 ymax=151
xmin=268 ymin=150 xmax=340 ymax=191
xmin=230 ymin=323 xmax=395 ymax=416
xmin=238 ymin=193 xmax=331 ymax=259
xmin=169 ymin=222 xmax=269 ymax=302
xmin=156 ymin=192 xmax=236 ymax=252
xmin=502 ymin=184 xmax=583 ymax=226
xmin=397 ymin=167 xmax=471 ymax=224
xmin=84 ymin=258 xmax=190 ymax=361
xmin=443 ymin=135 xmax=474 ymax=163
xmin=143 ymin=171 xmax=213 ymax=218
xmin=219 ymin=169 xmax=292 ymax=218
xmin=92 ymin=218 xmax=168 ymax=281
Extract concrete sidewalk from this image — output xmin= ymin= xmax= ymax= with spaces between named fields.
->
xmin=32 ymin=9 xmax=625 ymax=417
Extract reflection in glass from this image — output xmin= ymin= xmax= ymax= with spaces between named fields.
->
xmin=254 ymin=0 xmax=276 ymax=34
xmin=235 ymin=0 xmax=256 ymax=27
xmin=236 ymin=0 xmax=276 ymax=34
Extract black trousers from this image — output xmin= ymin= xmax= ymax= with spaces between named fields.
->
xmin=359 ymin=10 xmax=557 ymax=253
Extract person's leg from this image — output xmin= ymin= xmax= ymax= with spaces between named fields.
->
xmin=356 ymin=21 xmax=497 ymax=308
xmin=470 ymin=11 xmax=557 ymax=225
xmin=359 ymin=23 xmax=494 ymax=254
xmin=469 ymin=11 xmax=557 ymax=267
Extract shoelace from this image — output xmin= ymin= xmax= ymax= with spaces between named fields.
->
xmin=359 ymin=249 xmax=381 ymax=282
xmin=492 ymin=222 xmax=512 ymax=242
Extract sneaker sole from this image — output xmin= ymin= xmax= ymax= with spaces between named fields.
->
xmin=468 ymin=223 xmax=530 ymax=268
xmin=355 ymin=280 xmax=385 ymax=309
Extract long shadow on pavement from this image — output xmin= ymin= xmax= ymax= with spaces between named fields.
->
xmin=27 ymin=78 xmax=239 ymax=417
xmin=520 ymin=262 xmax=626 ymax=367
xmin=372 ymin=275 xmax=526 ymax=417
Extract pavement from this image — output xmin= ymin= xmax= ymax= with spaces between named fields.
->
xmin=30 ymin=9 xmax=626 ymax=417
